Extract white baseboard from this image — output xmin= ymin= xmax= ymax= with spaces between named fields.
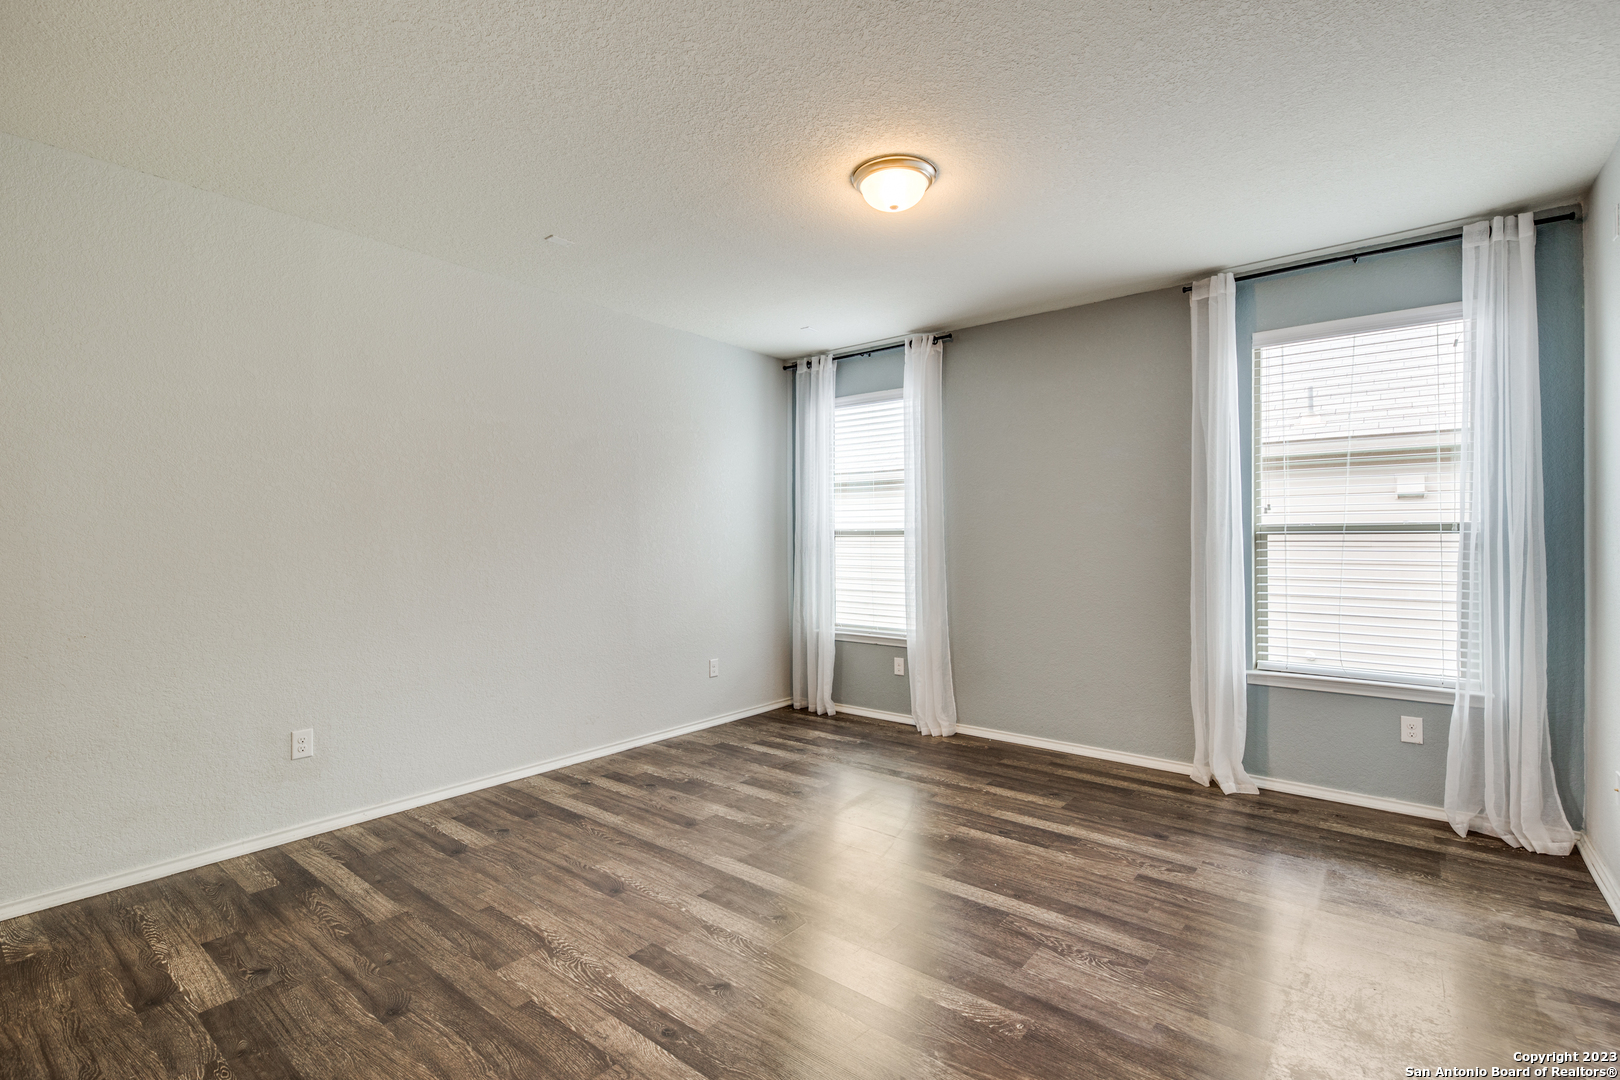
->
xmin=954 ymin=723 xmax=1197 ymax=777
xmin=833 ymin=707 xmax=1192 ymax=778
xmin=1248 ymin=774 xmax=1448 ymax=821
xmin=1578 ymin=835 xmax=1620 ymax=923
xmin=0 ymin=697 xmax=790 ymax=923
xmin=955 ymin=724 xmax=1451 ymax=822
xmin=832 ymin=703 xmax=917 ymax=726
xmin=836 ymin=709 xmax=1455 ymax=824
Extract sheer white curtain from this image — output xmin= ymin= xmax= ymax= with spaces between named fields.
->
xmin=1189 ymin=274 xmax=1258 ymax=794
xmin=903 ymin=334 xmax=958 ymax=737
xmin=792 ymin=354 xmax=837 ymax=715
xmin=1445 ymin=213 xmax=1573 ymax=855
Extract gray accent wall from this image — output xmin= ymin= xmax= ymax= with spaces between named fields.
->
xmin=944 ymin=289 xmax=1198 ymax=760
xmin=831 ymin=220 xmax=1587 ymax=821
xmin=832 ymin=640 xmax=911 ymax=715
xmin=1239 ymin=220 xmax=1585 ymax=822
xmin=1246 ymin=689 xmax=1453 ymax=804
xmin=1538 ymin=220 xmax=1589 ymax=827
xmin=835 ymin=347 xmax=904 ymax=397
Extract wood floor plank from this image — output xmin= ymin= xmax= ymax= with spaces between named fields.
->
xmin=346 ymin=920 xmax=614 ymax=1080
xmin=82 ymin=895 xmax=184 ymax=1012
xmin=4 ymin=708 xmax=1618 ymax=1079
xmin=51 ymin=965 xmax=172 ymax=1080
xmin=283 ymin=839 xmax=405 ymax=924
xmin=236 ymin=975 xmax=443 ymax=1080
xmin=220 ymin=852 xmax=281 ymax=894
xmin=129 ymin=898 xmax=239 ymax=1012
xmin=581 ymin=1012 xmax=713 ymax=1080
xmin=0 ymin=914 xmax=50 ymax=966
xmin=404 ymin=805 xmax=499 ymax=849
xmin=498 ymin=947 xmax=728 ymax=1078
xmin=138 ymin=998 xmax=233 ymax=1079
xmin=197 ymin=992 xmax=310 ymax=1080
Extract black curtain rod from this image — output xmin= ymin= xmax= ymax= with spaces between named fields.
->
xmin=781 ymin=333 xmax=951 ymax=370
xmin=1181 ymin=210 xmax=1580 ymax=292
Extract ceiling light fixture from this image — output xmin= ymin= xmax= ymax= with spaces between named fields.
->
xmin=850 ymin=155 xmax=937 ymax=213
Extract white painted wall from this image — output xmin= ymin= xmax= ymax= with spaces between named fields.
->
xmin=0 ymin=133 xmax=792 ymax=915
xmin=1586 ymin=138 xmax=1620 ymax=902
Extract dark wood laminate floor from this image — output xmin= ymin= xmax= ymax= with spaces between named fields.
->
xmin=3 ymin=709 xmax=1618 ymax=1080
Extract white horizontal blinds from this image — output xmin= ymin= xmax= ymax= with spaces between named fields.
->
xmin=1255 ymin=532 xmax=1460 ymax=678
xmin=1254 ymin=313 xmax=1466 ymax=684
xmin=834 ymin=394 xmax=906 ymax=635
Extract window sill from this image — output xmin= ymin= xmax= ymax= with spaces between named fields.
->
xmin=836 ymin=631 xmax=907 ymax=647
xmin=1247 ymin=669 xmax=1477 ymax=706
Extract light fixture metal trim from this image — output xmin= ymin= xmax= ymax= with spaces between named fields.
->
xmin=849 ymin=154 xmax=938 ymax=190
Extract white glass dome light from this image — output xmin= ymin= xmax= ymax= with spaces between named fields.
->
xmin=850 ymin=155 xmax=937 ymax=213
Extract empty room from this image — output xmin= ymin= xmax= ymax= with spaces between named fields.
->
xmin=4 ymin=1 xmax=1620 ymax=1077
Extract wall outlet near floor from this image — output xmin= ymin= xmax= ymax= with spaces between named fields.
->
xmin=292 ymin=728 xmax=314 ymax=759
xmin=893 ymin=656 xmax=905 ymax=676
xmin=708 ymin=658 xmax=719 ymax=678
xmin=1400 ymin=716 xmax=1422 ymax=744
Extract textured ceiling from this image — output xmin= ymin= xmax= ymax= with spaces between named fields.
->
xmin=4 ymin=1 xmax=1619 ymax=356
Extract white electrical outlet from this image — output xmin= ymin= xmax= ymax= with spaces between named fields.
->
xmin=1400 ymin=716 xmax=1422 ymax=745
xmin=893 ymin=656 xmax=905 ymax=676
xmin=291 ymin=728 xmax=314 ymax=759
xmin=708 ymin=658 xmax=719 ymax=678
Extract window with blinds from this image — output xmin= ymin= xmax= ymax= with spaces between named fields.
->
xmin=834 ymin=390 xmax=906 ymax=637
xmin=1253 ymin=303 xmax=1465 ymax=685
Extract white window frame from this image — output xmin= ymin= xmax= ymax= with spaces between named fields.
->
xmin=1248 ymin=302 xmax=1467 ymax=698
xmin=1249 ymin=302 xmax=1463 ymax=350
xmin=833 ymin=387 xmax=907 ymax=644
xmin=834 ymin=388 xmax=902 ymax=405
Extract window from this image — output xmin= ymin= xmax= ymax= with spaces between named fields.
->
xmin=1252 ymin=303 xmax=1465 ymax=685
xmin=834 ymin=390 xmax=905 ymax=638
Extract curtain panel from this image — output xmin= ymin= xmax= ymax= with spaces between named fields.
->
xmin=1190 ymin=274 xmax=1258 ymax=795
xmin=903 ymin=334 xmax=959 ymax=737
xmin=1445 ymin=213 xmax=1574 ymax=855
xmin=791 ymin=353 xmax=837 ymax=715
